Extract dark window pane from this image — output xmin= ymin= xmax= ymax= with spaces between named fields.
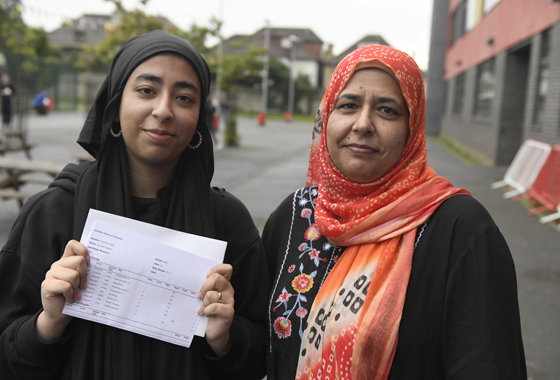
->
xmin=474 ymin=58 xmax=496 ymax=120
xmin=453 ymin=73 xmax=465 ymax=116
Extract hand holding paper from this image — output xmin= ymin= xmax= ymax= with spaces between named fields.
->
xmin=37 ymin=240 xmax=90 ymax=344
xmin=198 ymin=263 xmax=235 ymax=356
xmin=61 ymin=209 xmax=227 ymax=348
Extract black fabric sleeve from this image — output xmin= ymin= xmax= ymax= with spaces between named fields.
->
xmin=442 ymin=212 xmax=526 ymax=379
xmin=262 ymin=191 xmax=296 ymax=282
xmin=388 ymin=195 xmax=526 ymax=380
xmin=0 ymin=188 xmax=75 ymax=379
xmin=203 ymin=190 xmax=270 ymax=380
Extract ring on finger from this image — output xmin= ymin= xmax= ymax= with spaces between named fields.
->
xmin=218 ymin=291 xmax=223 ymax=303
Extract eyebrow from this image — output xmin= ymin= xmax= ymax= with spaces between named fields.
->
xmin=338 ymin=93 xmax=403 ymax=109
xmin=133 ymin=74 xmax=199 ymax=94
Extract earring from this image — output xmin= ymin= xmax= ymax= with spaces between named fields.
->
xmin=188 ymin=130 xmax=202 ymax=149
xmin=110 ymin=124 xmax=122 ymax=138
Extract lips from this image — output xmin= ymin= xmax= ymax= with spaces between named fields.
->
xmin=145 ymin=129 xmax=174 ymax=143
xmin=346 ymin=143 xmax=378 ymax=154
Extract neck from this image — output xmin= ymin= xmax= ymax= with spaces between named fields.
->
xmin=127 ymin=162 xmax=176 ymax=198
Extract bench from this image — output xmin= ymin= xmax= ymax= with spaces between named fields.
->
xmin=0 ymin=130 xmax=35 ymax=159
xmin=0 ymin=157 xmax=65 ymax=207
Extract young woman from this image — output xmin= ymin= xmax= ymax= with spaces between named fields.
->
xmin=0 ymin=30 xmax=268 ymax=379
xmin=265 ymin=45 xmax=526 ymax=379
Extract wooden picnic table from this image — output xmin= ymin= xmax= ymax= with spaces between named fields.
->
xmin=0 ymin=130 xmax=35 ymax=159
xmin=0 ymin=157 xmax=66 ymax=207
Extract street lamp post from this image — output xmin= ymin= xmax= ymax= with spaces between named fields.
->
xmin=215 ymin=0 xmax=224 ymax=135
xmin=286 ymin=34 xmax=299 ymax=123
xmin=258 ymin=20 xmax=270 ymax=126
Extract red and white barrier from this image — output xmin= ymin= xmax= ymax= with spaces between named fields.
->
xmin=491 ymin=139 xmax=551 ymax=198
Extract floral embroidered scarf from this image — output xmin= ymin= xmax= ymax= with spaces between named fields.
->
xmin=296 ymin=45 xmax=470 ymax=379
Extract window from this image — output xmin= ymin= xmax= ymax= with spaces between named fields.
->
xmin=453 ymin=73 xmax=466 ymax=116
xmin=483 ymin=0 xmax=501 ymax=13
xmin=452 ymin=0 xmax=502 ymax=45
xmin=534 ymin=30 xmax=550 ymax=128
xmin=465 ymin=0 xmax=477 ymax=31
xmin=474 ymin=58 xmax=496 ymax=120
xmin=452 ymin=2 xmax=467 ymax=44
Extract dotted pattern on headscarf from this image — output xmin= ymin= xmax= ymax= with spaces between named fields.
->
xmin=306 ymin=45 xmax=433 ymax=240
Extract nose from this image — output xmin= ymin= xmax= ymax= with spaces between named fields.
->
xmin=152 ymin=93 xmax=174 ymax=121
xmin=352 ymin=107 xmax=374 ymax=135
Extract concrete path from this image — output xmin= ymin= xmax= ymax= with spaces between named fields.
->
xmin=0 ymin=111 xmax=558 ymax=379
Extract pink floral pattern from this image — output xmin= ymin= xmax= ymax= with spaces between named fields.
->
xmin=273 ymin=317 xmax=292 ymax=339
xmin=270 ymin=187 xmax=340 ymax=340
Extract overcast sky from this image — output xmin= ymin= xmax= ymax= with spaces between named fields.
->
xmin=21 ymin=0 xmax=435 ymax=70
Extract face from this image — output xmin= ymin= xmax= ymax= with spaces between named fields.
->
xmin=326 ymin=68 xmax=410 ymax=183
xmin=119 ymin=53 xmax=201 ymax=173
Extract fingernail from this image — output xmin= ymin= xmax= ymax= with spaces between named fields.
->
xmin=206 ymin=269 xmax=212 ymax=277
xmin=81 ymin=280 xmax=87 ymax=289
xmin=75 ymin=290 xmax=81 ymax=301
xmin=197 ymin=306 xmax=204 ymax=316
xmin=197 ymin=292 xmax=202 ymax=300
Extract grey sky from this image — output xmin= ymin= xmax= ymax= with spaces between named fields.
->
xmin=21 ymin=0 xmax=434 ymax=70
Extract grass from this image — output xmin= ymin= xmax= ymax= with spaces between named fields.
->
xmin=436 ymin=136 xmax=484 ymax=166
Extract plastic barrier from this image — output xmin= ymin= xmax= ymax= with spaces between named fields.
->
xmin=526 ymin=145 xmax=560 ymax=224
xmin=491 ymin=139 xmax=551 ymax=198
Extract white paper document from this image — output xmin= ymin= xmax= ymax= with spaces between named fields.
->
xmin=62 ymin=209 xmax=227 ymax=348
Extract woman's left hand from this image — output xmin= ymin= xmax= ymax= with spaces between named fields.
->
xmin=198 ymin=263 xmax=235 ymax=356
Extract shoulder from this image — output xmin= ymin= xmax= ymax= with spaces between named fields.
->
xmin=211 ymin=187 xmax=261 ymax=253
xmin=414 ymin=194 xmax=510 ymax=266
xmin=267 ymin=186 xmax=318 ymax=224
xmin=429 ymin=194 xmax=496 ymax=233
xmin=212 ymin=187 xmax=255 ymax=228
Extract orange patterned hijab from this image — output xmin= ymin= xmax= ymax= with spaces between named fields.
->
xmin=296 ymin=45 xmax=470 ymax=379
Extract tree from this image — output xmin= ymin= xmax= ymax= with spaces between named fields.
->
xmin=0 ymin=0 xmax=60 ymax=72
xmin=180 ymin=17 xmax=221 ymax=55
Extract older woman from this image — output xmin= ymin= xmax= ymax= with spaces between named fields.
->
xmin=265 ymin=45 xmax=526 ymax=379
xmin=0 ymin=30 xmax=268 ymax=379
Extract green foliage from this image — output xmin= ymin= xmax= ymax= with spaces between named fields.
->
xmin=179 ymin=17 xmax=221 ymax=55
xmin=220 ymin=44 xmax=265 ymax=94
xmin=0 ymin=0 xmax=60 ymax=72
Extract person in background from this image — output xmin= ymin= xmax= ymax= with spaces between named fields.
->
xmin=0 ymin=30 xmax=268 ymax=380
xmin=1 ymin=73 xmax=15 ymax=129
xmin=264 ymin=45 xmax=526 ymax=379
xmin=31 ymin=91 xmax=52 ymax=115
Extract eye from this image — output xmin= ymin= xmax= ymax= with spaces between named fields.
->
xmin=176 ymin=94 xmax=194 ymax=103
xmin=337 ymin=102 xmax=357 ymax=111
xmin=379 ymin=106 xmax=398 ymax=116
xmin=137 ymin=87 xmax=155 ymax=96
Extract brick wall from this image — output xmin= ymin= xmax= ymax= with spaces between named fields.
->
xmin=524 ymin=23 xmax=560 ymax=147
xmin=441 ymin=23 xmax=560 ymax=166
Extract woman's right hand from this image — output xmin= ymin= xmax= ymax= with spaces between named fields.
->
xmin=36 ymin=240 xmax=90 ymax=343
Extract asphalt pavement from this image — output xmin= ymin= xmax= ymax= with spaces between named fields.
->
xmin=0 ymin=111 xmax=558 ymax=379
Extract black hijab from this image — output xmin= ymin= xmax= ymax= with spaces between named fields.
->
xmin=73 ymin=30 xmax=216 ymax=240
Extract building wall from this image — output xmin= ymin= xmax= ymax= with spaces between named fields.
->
xmin=445 ymin=0 xmax=560 ymax=80
xmin=278 ymin=58 xmax=320 ymax=87
xmin=425 ymin=0 xmax=450 ymax=135
xmin=442 ymin=23 xmax=560 ymax=166
xmin=524 ymin=23 xmax=560 ymax=146
xmin=436 ymin=0 xmax=560 ymax=166
xmin=441 ymin=65 xmax=497 ymax=166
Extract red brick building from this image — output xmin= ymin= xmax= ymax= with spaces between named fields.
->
xmin=427 ymin=0 xmax=560 ymax=165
